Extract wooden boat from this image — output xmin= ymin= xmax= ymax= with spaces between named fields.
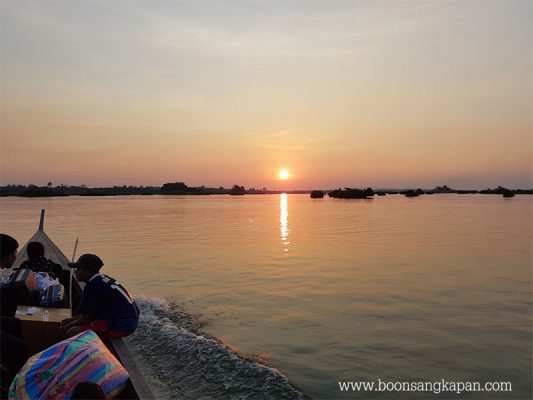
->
xmin=10 ymin=209 xmax=152 ymax=399
xmin=11 ymin=210 xmax=82 ymax=312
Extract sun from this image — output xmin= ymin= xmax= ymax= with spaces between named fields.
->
xmin=278 ymin=169 xmax=290 ymax=180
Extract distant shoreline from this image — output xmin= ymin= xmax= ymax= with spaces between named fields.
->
xmin=1 ymin=183 xmax=531 ymax=198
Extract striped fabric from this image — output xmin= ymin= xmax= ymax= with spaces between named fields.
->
xmin=9 ymin=330 xmax=129 ymax=399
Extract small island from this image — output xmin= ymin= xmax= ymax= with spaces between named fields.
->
xmin=328 ymin=188 xmax=374 ymax=199
xmin=402 ymin=189 xmax=423 ymax=197
xmin=310 ymin=190 xmax=325 ymax=199
xmin=229 ymin=185 xmax=246 ymax=195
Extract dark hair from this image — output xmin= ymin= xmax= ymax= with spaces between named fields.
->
xmin=27 ymin=241 xmax=45 ymax=260
xmin=0 ymin=234 xmax=18 ymax=262
xmin=71 ymin=382 xmax=105 ymax=399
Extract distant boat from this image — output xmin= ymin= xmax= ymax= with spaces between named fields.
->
xmin=502 ymin=191 xmax=515 ymax=198
xmin=310 ymin=190 xmax=324 ymax=199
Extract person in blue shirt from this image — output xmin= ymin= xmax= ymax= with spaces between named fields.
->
xmin=60 ymin=254 xmax=140 ymax=339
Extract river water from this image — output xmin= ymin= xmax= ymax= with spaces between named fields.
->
xmin=1 ymin=194 xmax=531 ymax=399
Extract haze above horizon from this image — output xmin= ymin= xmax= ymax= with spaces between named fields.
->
xmin=1 ymin=1 xmax=531 ymax=190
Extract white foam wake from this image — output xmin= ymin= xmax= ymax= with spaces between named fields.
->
xmin=124 ymin=296 xmax=309 ymax=400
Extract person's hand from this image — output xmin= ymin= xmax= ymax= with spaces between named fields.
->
xmin=60 ymin=317 xmax=74 ymax=333
xmin=65 ymin=325 xmax=82 ymax=338
xmin=60 ymin=320 xmax=67 ymax=334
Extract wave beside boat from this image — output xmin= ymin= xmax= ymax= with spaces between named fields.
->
xmin=125 ymin=297 xmax=309 ymax=400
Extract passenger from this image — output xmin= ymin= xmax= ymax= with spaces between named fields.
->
xmin=0 ymin=234 xmax=19 ymax=317
xmin=0 ymin=316 xmax=27 ymax=398
xmin=19 ymin=241 xmax=63 ymax=279
xmin=60 ymin=254 xmax=139 ymax=339
xmin=0 ymin=234 xmax=28 ymax=399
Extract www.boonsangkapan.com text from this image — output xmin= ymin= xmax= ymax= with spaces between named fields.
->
xmin=338 ymin=379 xmax=512 ymax=395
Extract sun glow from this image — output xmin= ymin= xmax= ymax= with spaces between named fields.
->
xmin=278 ymin=169 xmax=290 ymax=180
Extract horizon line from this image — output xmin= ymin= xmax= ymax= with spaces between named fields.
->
xmin=1 ymin=182 xmax=532 ymax=191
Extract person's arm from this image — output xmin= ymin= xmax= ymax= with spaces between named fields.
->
xmin=62 ymin=278 xmax=99 ymax=333
xmin=61 ymin=315 xmax=82 ymax=332
xmin=0 ymin=287 xmax=17 ymax=318
xmin=61 ymin=314 xmax=92 ymax=333
xmin=61 ymin=314 xmax=86 ymax=327
xmin=47 ymin=259 xmax=63 ymax=279
xmin=63 ymin=314 xmax=93 ymax=337
xmin=60 ymin=316 xmax=77 ymax=326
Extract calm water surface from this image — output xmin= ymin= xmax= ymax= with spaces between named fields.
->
xmin=1 ymin=194 xmax=531 ymax=399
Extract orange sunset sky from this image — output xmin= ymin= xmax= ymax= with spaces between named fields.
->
xmin=1 ymin=1 xmax=531 ymax=190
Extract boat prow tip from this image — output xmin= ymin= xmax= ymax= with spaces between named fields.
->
xmin=39 ymin=209 xmax=45 ymax=231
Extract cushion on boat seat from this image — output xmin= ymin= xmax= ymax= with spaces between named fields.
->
xmin=8 ymin=330 xmax=129 ymax=399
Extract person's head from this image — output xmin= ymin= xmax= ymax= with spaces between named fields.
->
xmin=68 ymin=254 xmax=103 ymax=282
xmin=0 ymin=234 xmax=19 ymax=269
xmin=71 ymin=381 xmax=105 ymax=399
xmin=27 ymin=241 xmax=45 ymax=261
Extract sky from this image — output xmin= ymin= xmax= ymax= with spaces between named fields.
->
xmin=1 ymin=0 xmax=531 ymax=190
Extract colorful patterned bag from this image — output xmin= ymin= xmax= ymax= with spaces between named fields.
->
xmin=9 ymin=330 xmax=129 ymax=399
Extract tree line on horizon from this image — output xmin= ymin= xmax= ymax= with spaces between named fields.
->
xmin=0 ymin=182 xmax=290 ymax=197
xmin=0 ymin=182 xmax=531 ymax=197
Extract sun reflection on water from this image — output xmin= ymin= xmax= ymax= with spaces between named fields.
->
xmin=280 ymin=193 xmax=290 ymax=253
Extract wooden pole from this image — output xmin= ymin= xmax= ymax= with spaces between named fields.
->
xmin=70 ymin=237 xmax=79 ymax=316
xmin=72 ymin=238 xmax=79 ymax=262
